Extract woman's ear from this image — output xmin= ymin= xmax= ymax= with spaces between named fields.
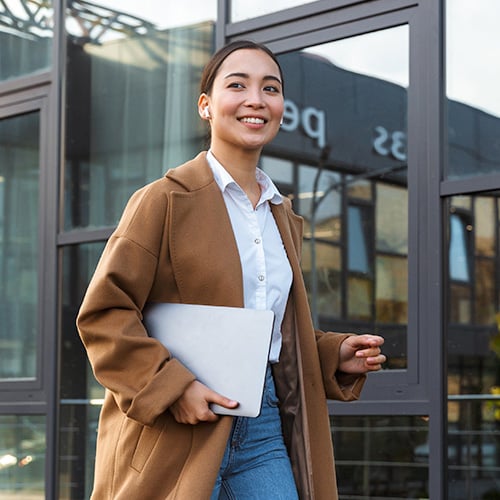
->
xmin=198 ymin=94 xmax=211 ymax=120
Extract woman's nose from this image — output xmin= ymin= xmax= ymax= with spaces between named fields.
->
xmin=244 ymin=87 xmax=265 ymax=107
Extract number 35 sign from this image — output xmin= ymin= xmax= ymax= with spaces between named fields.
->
xmin=373 ymin=125 xmax=407 ymax=161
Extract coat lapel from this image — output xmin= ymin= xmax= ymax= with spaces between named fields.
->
xmin=166 ymin=154 xmax=244 ymax=307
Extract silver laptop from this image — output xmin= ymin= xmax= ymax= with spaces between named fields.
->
xmin=143 ymin=303 xmax=275 ymax=417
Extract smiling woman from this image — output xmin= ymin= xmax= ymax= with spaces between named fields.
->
xmin=76 ymin=39 xmax=385 ymax=500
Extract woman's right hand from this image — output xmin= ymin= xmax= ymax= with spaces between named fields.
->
xmin=169 ymin=380 xmax=238 ymax=425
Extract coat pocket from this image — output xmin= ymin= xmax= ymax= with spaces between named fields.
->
xmin=120 ymin=416 xmax=164 ymax=473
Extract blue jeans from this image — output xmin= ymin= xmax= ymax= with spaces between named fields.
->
xmin=211 ymin=367 xmax=299 ymax=500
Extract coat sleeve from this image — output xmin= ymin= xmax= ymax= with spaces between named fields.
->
xmin=315 ymin=330 xmax=366 ymax=401
xmin=76 ymin=181 xmax=196 ymax=427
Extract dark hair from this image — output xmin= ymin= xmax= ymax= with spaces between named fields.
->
xmin=200 ymin=39 xmax=284 ymax=96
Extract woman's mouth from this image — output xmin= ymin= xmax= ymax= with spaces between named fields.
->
xmin=239 ymin=117 xmax=266 ymax=124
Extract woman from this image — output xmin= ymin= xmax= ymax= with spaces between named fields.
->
xmin=77 ymin=40 xmax=385 ymax=499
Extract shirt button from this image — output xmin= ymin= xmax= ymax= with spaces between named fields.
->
xmin=258 ymin=275 xmax=265 ymax=282
xmin=254 ymin=238 xmax=261 ymax=244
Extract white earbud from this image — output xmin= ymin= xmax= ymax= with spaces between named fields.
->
xmin=203 ymin=106 xmax=210 ymax=119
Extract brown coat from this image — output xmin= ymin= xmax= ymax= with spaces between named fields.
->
xmin=77 ymin=152 xmax=366 ymax=499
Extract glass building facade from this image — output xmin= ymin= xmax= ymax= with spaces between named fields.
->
xmin=0 ymin=1 xmax=499 ymax=498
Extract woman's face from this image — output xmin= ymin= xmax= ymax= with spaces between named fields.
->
xmin=199 ymin=48 xmax=284 ymax=156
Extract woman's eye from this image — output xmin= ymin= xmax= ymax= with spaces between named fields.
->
xmin=264 ymin=85 xmax=280 ymax=93
xmin=228 ymin=82 xmax=244 ymax=89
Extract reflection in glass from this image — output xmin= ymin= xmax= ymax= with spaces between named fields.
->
xmin=347 ymin=178 xmax=372 ymax=201
xmin=348 ymin=205 xmax=372 ymax=322
xmin=475 ymin=197 xmax=495 ymax=257
xmin=332 ymin=415 xmax=429 ymax=498
xmin=348 ymin=206 xmax=369 ymax=274
xmin=66 ymin=0 xmax=215 ymax=36
xmin=447 ymin=191 xmax=500 ymax=497
xmin=0 ymin=415 xmax=45 ymax=498
xmin=230 ymin=0 xmax=316 ymax=22
xmin=59 ymin=243 xmax=106 ymax=497
xmin=297 ymin=165 xmax=342 ymax=321
xmin=64 ymin=1 xmax=216 ymax=230
xmin=260 ymin=156 xmax=293 ymax=185
xmin=0 ymin=112 xmax=39 ymax=380
xmin=449 ymin=214 xmax=470 ymax=282
xmin=0 ymin=0 xmax=53 ymax=81
xmin=302 ymin=242 xmax=342 ymax=318
xmin=271 ymin=26 xmax=408 ymax=368
xmin=298 ymin=165 xmax=341 ymax=243
xmin=376 ymin=255 xmax=407 ymax=324
xmin=376 ymin=184 xmax=408 ymax=255
xmin=348 ymin=275 xmax=371 ymax=321
xmin=446 ymin=1 xmax=500 ymax=179
xmin=59 ymin=403 xmax=101 ymax=500
xmin=476 ymin=259 xmax=495 ymax=326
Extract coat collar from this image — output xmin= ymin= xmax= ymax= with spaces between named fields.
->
xmin=165 ymin=151 xmax=215 ymax=192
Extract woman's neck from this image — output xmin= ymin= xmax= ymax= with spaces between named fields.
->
xmin=210 ymin=146 xmax=262 ymax=208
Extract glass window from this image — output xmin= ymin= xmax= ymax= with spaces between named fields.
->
xmin=0 ymin=1 xmax=53 ymax=82
xmin=447 ymin=191 xmax=500 ymax=496
xmin=332 ymin=415 xmax=429 ymax=498
xmin=347 ymin=205 xmax=373 ymax=321
xmin=376 ymin=254 xmax=407 ymax=324
xmin=376 ymin=184 xmax=408 ymax=255
xmin=297 ymin=165 xmax=342 ymax=321
xmin=273 ymin=26 xmax=409 ymax=368
xmin=446 ymin=1 xmax=500 ymax=179
xmin=375 ymin=183 xmax=408 ymax=345
xmin=59 ymin=243 xmax=106 ymax=498
xmin=0 ymin=112 xmax=40 ymax=380
xmin=64 ymin=1 xmax=216 ymax=230
xmin=298 ymin=165 xmax=341 ymax=243
xmin=0 ymin=415 xmax=45 ymax=498
xmin=475 ymin=197 xmax=495 ymax=257
xmin=302 ymin=241 xmax=342 ymax=318
xmin=347 ymin=177 xmax=372 ymax=200
xmin=348 ymin=206 xmax=369 ymax=274
xmin=230 ymin=0 xmax=316 ymax=22
xmin=448 ymin=198 xmax=474 ymax=325
xmin=449 ymin=213 xmax=471 ymax=283
xmin=260 ymin=156 xmax=293 ymax=185
xmin=475 ymin=258 xmax=495 ymax=325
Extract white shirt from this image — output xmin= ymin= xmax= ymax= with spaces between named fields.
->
xmin=206 ymin=151 xmax=293 ymax=362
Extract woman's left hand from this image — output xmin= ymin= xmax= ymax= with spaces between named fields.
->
xmin=338 ymin=334 xmax=386 ymax=374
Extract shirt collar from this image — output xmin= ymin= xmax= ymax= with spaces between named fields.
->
xmin=206 ymin=150 xmax=283 ymax=205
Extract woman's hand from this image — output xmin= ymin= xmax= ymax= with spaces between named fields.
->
xmin=169 ymin=381 xmax=238 ymax=425
xmin=338 ymin=334 xmax=386 ymax=374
